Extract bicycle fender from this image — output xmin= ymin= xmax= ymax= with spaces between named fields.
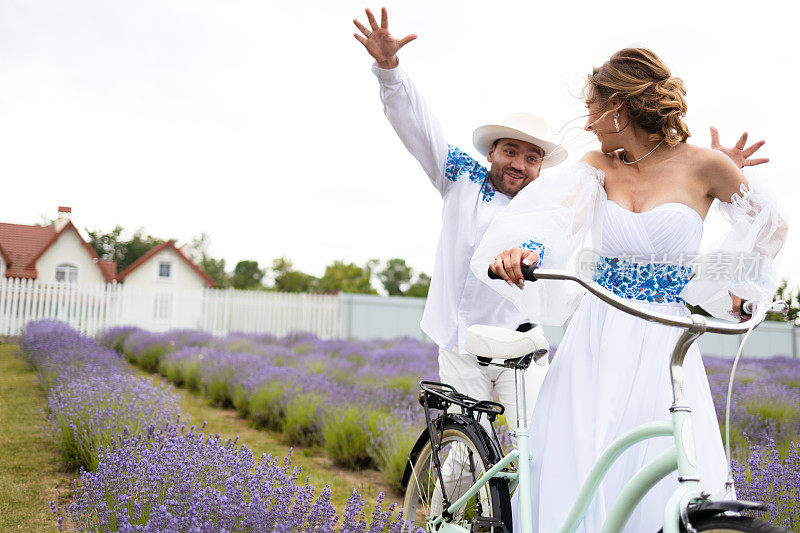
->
xmin=685 ymin=499 xmax=766 ymax=522
xmin=400 ymin=414 xmax=505 ymax=489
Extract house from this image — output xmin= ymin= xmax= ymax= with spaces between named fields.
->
xmin=115 ymin=240 xmax=215 ymax=289
xmin=0 ymin=207 xmax=215 ymax=331
xmin=0 ymin=207 xmax=116 ymax=284
xmin=114 ymin=240 xmax=215 ymax=330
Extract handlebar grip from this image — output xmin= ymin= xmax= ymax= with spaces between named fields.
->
xmin=487 ymin=264 xmax=539 ymax=281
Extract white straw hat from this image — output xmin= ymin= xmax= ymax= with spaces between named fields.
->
xmin=472 ymin=113 xmax=568 ymax=169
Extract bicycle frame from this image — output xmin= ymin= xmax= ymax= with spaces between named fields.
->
xmin=423 ymin=378 xmax=695 ymax=533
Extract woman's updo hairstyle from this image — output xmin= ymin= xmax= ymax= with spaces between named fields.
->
xmin=585 ymin=47 xmax=690 ymax=146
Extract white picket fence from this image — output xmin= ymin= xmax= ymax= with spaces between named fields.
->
xmin=201 ymin=289 xmax=340 ymax=338
xmin=0 ymin=278 xmax=343 ymax=339
xmin=0 ymin=278 xmax=122 ymax=337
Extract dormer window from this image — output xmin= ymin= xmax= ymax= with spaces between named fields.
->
xmin=158 ymin=261 xmax=172 ymax=279
xmin=55 ymin=263 xmax=78 ymax=283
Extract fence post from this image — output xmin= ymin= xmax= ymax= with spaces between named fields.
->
xmin=339 ymin=293 xmax=351 ymax=339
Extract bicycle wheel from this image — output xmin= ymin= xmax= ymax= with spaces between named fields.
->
xmin=673 ymin=515 xmax=789 ymax=532
xmin=403 ymin=418 xmax=512 ymax=531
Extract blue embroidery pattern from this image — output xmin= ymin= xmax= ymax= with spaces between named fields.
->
xmin=592 ymin=257 xmax=691 ymax=304
xmin=480 ymin=180 xmax=495 ymax=202
xmin=519 ymin=240 xmax=547 ymax=264
xmin=444 ymin=145 xmax=494 ymax=202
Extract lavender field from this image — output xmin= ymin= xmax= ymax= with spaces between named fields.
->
xmin=22 ymin=321 xmax=416 ymax=532
xmin=19 ymin=320 xmax=800 ymax=531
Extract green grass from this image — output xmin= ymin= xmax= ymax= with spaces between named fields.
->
xmin=0 ymin=345 xmax=74 ymax=532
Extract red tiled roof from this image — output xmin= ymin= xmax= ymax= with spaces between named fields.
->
xmin=0 ymin=220 xmax=116 ymax=282
xmin=0 ymin=223 xmax=57 ymax=278
xmin=115 ymin=240 xmax=215 ymax=287
xmin=98 ymin=260 xmax=117 ymax=280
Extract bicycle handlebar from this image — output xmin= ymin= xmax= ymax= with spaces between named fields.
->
xmin=487 ymin=265 xmax=780 ymax=335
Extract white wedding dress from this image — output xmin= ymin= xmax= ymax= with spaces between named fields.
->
xmin=469 ymin=162 xmax=788 ymax=532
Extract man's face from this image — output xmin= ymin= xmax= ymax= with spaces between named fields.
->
xmin=486 ymin=138 xmax=545 ymax=197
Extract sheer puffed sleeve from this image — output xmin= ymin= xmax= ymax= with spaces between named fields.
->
xmin=470 ymin=162 xmax=607 ymax=325
xmin=681 ymin=170 xmax=789 ymax=319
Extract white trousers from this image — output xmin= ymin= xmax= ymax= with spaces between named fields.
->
xmin=431 ymin=345 xmax=549 ymax=515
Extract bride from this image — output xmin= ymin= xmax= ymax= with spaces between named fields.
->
xmin=473 ymin=47 xmax=788 ymax=532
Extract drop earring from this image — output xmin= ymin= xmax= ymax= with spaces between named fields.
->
xmin=613 ymin=111 xmax=620 ymax=133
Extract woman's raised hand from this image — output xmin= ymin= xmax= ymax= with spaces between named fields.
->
xmin=710 ymin=126 xmax=769 ymax=168
xmin=353 ymin=7 xmax=417 ymax=69
xmin=489 ymin=247 xmax=540 ymax=290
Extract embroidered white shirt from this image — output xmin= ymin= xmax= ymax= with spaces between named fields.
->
xmin=373 ymin=63 xmax=531 ymax=353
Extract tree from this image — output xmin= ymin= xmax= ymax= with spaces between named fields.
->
xmin=317 ymin=260 xmax=376 ymax=294
xmin=405 ymin=272 xmax=431 ymax=298
xmin=231 ymin=260 xmax=266 ymax=290
xmin=190 ymin=233 xmax=230 ymax=288
xmin=378 ymin=258 xmax=413 ymax=296
xmin=271 ymin=257 xmax=318 ymax=293
xmin=201 ymin=256 xmax=230 ymax=288
xmin=87 ymin=225 xmax=125 ymax=263
xmin=87 ymin=226 xmax=165 ymax=272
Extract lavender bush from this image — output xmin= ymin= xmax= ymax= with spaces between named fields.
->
xmin=54 ymin=421 xmax=417 ymax=532
xmin=706 ymin=356 xmax=800 ymax=456
xmin=100 ymin=329 xmax=438 ymax=474
xmin=732 ymin=438 xmax=800 ymax=529
xmin=22 ymin=320 xmax=181 ymax=470
xmin=46 ymin=373 xmax=180 ymax=470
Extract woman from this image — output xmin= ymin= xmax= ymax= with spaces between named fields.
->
xmin=472 ymin=48 xmax=788 ymax=532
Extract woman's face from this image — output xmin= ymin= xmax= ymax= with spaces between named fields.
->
xmin=584 ymin=89 xmax=621 ymax=153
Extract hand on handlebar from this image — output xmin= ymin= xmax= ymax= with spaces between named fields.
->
xmin=729 ymin=291 xmax=753 ymax=322
xmin=489 ymin=247 xmax=540 ymax=289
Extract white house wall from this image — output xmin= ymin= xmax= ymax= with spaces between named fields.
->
xmin=36 ymin=230 xmax=106 ymax=284
xmin=119 ymin=248 xmax=207 ymax=331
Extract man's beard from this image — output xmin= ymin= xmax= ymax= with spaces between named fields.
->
xmin=487 ymin=166 xmax=527 ymax=197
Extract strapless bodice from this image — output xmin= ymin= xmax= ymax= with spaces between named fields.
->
xmin=600 ymin=199 xmax=703 ymax=260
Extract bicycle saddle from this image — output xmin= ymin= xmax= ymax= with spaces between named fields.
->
xmin=465 ymin=324 xmax=549 ymax=365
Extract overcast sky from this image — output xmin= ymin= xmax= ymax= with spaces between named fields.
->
xmin=1 ymin=0 xmax=796 ymax=283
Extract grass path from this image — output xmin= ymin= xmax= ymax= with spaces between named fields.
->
xmin=134 ymin=366 xmax=404 ymax=512
xmin=0 ymin=345 xmax=73 ymax=532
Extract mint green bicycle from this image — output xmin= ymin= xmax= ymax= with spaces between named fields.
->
xmin=402 ymin=266 xmax=789 ymax=533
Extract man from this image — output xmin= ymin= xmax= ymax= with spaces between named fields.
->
xmin=354 ymin=7 xmax=563 ymax=425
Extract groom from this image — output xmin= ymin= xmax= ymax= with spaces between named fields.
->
xmin=354 ymin=7 xmax=563 ymax=428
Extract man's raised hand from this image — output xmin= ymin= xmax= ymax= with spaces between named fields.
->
xmin=353 ymin=7 xmax=417 ymax=69
xmin=710 ymin=126 xmax=769 ymax=168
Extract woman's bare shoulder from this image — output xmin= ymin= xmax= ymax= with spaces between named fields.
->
xmin=679 ymin=144 xmax=744 ymax=197
xmin=678 ymin=144 xmax=735 ymax=172
xmin=580 ymin=150 xmax=618 ymax=172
